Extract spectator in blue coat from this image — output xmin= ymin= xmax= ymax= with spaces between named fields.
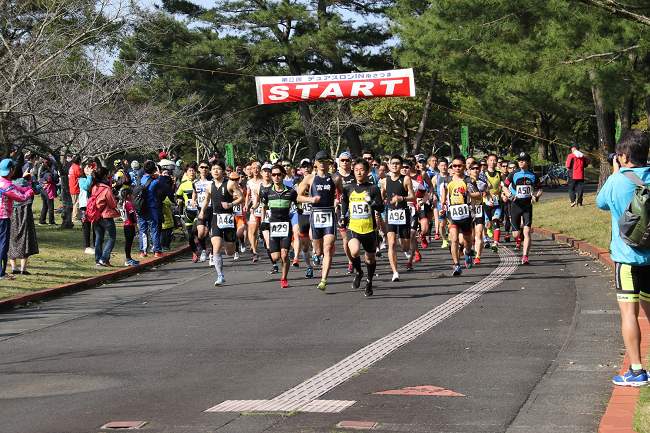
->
xmin=137 ymin=161 xmax=163 ymax=257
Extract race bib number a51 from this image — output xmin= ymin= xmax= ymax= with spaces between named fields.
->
xmin=449 ymin=204 xmax=471 ymax=220
xmin=350 ymin=202 xmax=371 ymax=219
xmin=387 ymin=208 xmax=407 ymax=225
xmin=312 ymin=211 xmax=333 ymax=228
xmin=216 ymin=213 xmax=235 ymax=229
xmin=270 ymin=221 xmax=290 ymax=238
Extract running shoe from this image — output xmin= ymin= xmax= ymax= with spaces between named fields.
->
xmin=199 ymin=250 xmax=207 ymax=262
xmin=125 ymin=259 xmax=140 ymax=266
xmin=434 ymin=233 xmax=440 ymax=240
xmin=504 ymin=235 xmax=511 ymax=243
xmin=473 ymin=257 xmax=481 ymax=265
xmin=140 ymin=253 xmax=148 ymax=258
xmin=280 ymin=278 xmax=290 ymax=288
xmin=613 ymin=366 xmax=649 ymax=387
xmin=289 ymin=250 xmax=295 ymax=260
xmin=426 ymin=235 xmax=431 ymax=243
xmin=441 ymin=240 xmax=449 ymax=249
xmin=233 ymin=252 xmax=240 ymax=261
xmin=491 ymin=244 xmax=499 ymax=253
xmin=191 ymin=254 xmax=199 ymax=263
xmin=364 ymin=281 xmax=373 ymax=297
xmin=292 ymin=259 xmax=300 ymax=268
xmin=331 ymin=244 xmax=336 ymax=254
xmin=209 ymin=253 xmax=214 ymax=266
xmin=269 ymin=265 xmax=279 ymax=274
xmin=465 ymin=253 xmax=473 ymax=269
xmin=214 ymin=275 xmax=225 ymax=286
xmin=317 ymin=280 xmax=327 ymax=291
xmin=347 ymin=263 xmax=354 ymax=274
xmin=306 ymin=267 xmax=314 ymax=279
xmin=452 ymin=265 xmax=462 ymax=276
xmin=413 ymin=251 xmax=422 ymax=262
xmin=98 ymin=260 xmax=114 ymax=267
xmin=313 ymin=254 xmax=321 ymax=266
xmin=352 ymin=271 xmax=364 ymax=289
xmin=154 ymin=252 xmax=165 ymax=258
xmin=522 ymin=255 xmax=530 ymax=265
xmin=85 ymin=247 xmax=94 ymax=254
xmin=420 ymin=233 xmax=428 ymax=249
xmin=487 ymin=228 xmax=494 ymax=238
xmin=375 ymin=246 xmax=382 ymax=257
xmin=0 ymin=274 xmax=15 ymax=280
xmin=380 ymin=241 xmax=387 ymax=250
xmin=515 ymin=241 xmax=521 ymax=250
xmin=406 ymin=262 xmax=413 ymax=271
xmin=392 ymin=272 xmax=400 ymax=282
xmin=570 ymin=202 xmax=576 ymax=207
xmin=253 ymin=253 xmax=260 ymax=262
xmin=240 ymin=243 xmax=246 ymax=253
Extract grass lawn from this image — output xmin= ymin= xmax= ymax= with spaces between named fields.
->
xmin=0 ymin=195 xmax=186 ymax=300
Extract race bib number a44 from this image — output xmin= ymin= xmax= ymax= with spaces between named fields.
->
xmin=387 ymin=208 xmax=407 ymax=225
xmin=312 ymin=211 xmax=333 ymax=228
xmin=216 ymin=213 xmax=235 ymax=229
xmin=270 ymin=221 xmax=290 ymax=238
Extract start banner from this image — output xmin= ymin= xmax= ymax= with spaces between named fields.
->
xmin=255 ymin=68 xmax=416 ymax=105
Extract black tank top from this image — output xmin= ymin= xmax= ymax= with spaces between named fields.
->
xmin=340 ymin=172 xmax=355 ymax=188
xmin=310 ymin=173 xmax=336 ymax=210
xmin=386 ymin=175 xmax=408 ymax=210
xmin=211 ymin=180 xmax=234 ymax=213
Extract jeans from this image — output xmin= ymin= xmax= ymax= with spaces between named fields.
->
xmin=137 ymin=209 xmax=161 ymax=254
xmin=0 ymin=219 xmax=10 ymax=276
xmin=94 ymin=218 xmax=116 ymax=264
xmin=568 ymin=178 xmax=585 ymax=205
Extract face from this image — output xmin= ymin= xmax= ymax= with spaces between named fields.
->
xmin=469 ymin=165 xmax=480 ymax=178
xmin=362 ymin=153 xmax=373 ymax=162
xmin=439 ymin=161 xmax=448 ymax=174
xmin=507 ymin=163 xmax=517 ymax=172
xmin=225 ymin=168 xmax=232 ymax=176
xmin=518 ymin=159 xmax=530 ymax=171
xmin=339 ymin=156 xmax=351 ymax=170
xmin=418 ymin=160 xmax=427 ymax=170
xmin=186 ymin=167 xmax=196 ymax=180
xmin=487 ymin=156 xmax=497 ymax=169
xmin=429 ymin=156 xmax=438 ymax=167
xmin=211 ymin=164 xmax=223 ymax=180
xmin=451 ymin=159 xmax=465 ymax=175
xmin=466 ymin=158 xmax=475 ymax=170
xmin=389 ymin=158 xmax=402 ymax=174
xmin=353 ymin=163 xmax=368 ymax=183
xmin=315 ymin=159 xmax=328 ymax=171
xmin=245 ymin=166 xmax=252 ymax=177
xmin=400 ymin=164 xmax=411 ymax=176
xmin=480 ymin=161 xmax=487 ymax=171
xmin=199 ymin=163 xmax=210 ymax=177
xmin=252 ymin=164 xmax=260 ymax=176
xmin=262 ymin=168 xmax=271 ymax=181
xmin=271 ymin=170 xmax=284 ymax=185
xmin=282 ymin=161 xmax=293 ymax=175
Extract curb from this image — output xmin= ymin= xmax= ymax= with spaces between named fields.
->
xmin=530 ymin=226 xmax=642 ymax=433
xmin=0 ymin=245 xmax=190 ymax=312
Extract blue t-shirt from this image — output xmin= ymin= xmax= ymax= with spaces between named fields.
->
xmin=597 ymin=166 xmax=650 ymax=266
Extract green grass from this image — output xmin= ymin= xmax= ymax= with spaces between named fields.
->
xmin=0 ymin=196 xmax=185 ymax=300
xmin=634 ymin=377 xmax=650 ymax=432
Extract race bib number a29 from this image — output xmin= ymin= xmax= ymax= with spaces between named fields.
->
xmin=312 ymin=211 xmax=333 ymax=228
xmin=216 ymin=213 xmax=235 ymax=229
xmin=387 ymin=208 xmax=407 ymax=225
xmin=270 ymin=221 xmax=290 ymax=238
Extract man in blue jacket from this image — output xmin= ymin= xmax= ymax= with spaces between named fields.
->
xmin=137 ymin=161 xmax=164 ymax=257
xmin=597 ymin=129 xmax=650 ymax=386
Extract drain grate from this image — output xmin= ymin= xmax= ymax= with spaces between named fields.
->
xmin=206 ymin=248 xmax=518 ymax=413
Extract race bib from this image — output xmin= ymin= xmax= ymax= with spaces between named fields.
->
xmin=449 ymin=204 xmax=471 ymax=220
xmin=474 ymin=205 xmax=484 ymax=218
xmin=490 ymin=194 xmax=500 ymax=206
xmin=270 ymin=221 xmax=290 ymax=238
xmin=301 ymin=202 xmax=313 ymax=215
xmin=197 ymin=191 xmax=210 ymax=207
xmin=232 ymin=203 xmax=242 ymax=216
xmin=350 ymin=202 xmax=371 ymax=219
xmin=387 ymin=208 xmax=407 ymax=225
xmin=186 ymin=199 xmax=197 ymax=211
xmin=264 ymin=209 xmax=270 ymax=223
xmin=253 ymin=204 xmax=262 ymax=217
xmin=216 ymin=213 xmax=235 ymax=229
xmin=516 ymin=185 xmax=532 ymax=198
xmin=409 ymin=204 xmax=417 ymax=217
xmin=312 ymin=211 xmax=333 ymax=228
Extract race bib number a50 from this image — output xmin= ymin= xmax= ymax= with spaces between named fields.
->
xmin=216 ymin=213 xmax=235 ymax=229
xmin=449 ymin=204 xmax=471 ymax=220
xmin=312 ymin=211 xmax=333 ymax=228
xmin=387 ymin=208 xmax=407 ymax=225
xmin=270 ymin=221 xmax=290 ymax=238
xmin=516 ymin=185 xmax=532 ymax=198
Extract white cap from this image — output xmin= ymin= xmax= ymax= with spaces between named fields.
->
xmin=261 ymin=163 xmax=273 ymax=170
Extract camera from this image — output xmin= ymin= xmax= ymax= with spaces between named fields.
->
xmin=608 ymin=153 xmax=618 ymax=166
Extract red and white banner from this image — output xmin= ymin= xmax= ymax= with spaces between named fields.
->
xmin=255 ymin=68 xmax=415 ymax=105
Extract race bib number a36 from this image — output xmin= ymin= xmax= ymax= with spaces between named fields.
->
xmin=312 ymin=211 xmax=333 ymax=228
xmin=450 ymin=204 xmax=471 ymax=220
xmin=387 ymin=208 xmax=407 ymax=225
xmin=516 ymin=185 xmax=532 ymax=198
xmin=216 ymin=213 xmax=235 ymax=229
xmin=270 ymin=221 xmax=290 ymax=238
xmin=350 ymin=202 xmax=371 ymax=219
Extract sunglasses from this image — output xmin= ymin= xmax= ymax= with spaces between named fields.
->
xmin=271 ymin=172 xmax=283 ymax=177
xmin=480 ymin=163 xmax=487 ymax=166
xmin=199 ymin=166 xmax=209 ymax=169
xmin=389 ymin=161 xmax=402 ymax=165
xmin=316 ymin=159 xmax=328 ymax=163
xmin=339 ymin=159 xmax=351 ymax=163
xmin=372 ymin=164 xmax=379 ymax=167
xmin=364 ymin=157 xmax=373 ymax=160
xmin=469 ymin=167 xmax=480 ymax=171
xmin=282 ymin=164 xmax=292 ymax=167
xmin=451 ymin=164 xmax=464 ymax=168
xmin=508 ymin=166 xmax=517 ymax=169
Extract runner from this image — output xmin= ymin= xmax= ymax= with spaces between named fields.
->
xmin=280 ymin=158 xmax=301 ymax=268
xmin=244 ymin=161 xmax=263 ymax=262
xmin=439 ymin=155 xmax=481 ymax=276
xmin=380 ymin=154 xmax=416 ymax=282
xmin=340 ymin=157 xmax=384 ymax=297
xmin=504 ymin=152 xmax=543 ymax=264
xmin=198 ymin=159 xmax=244 ymax=286
xmin=233 ymin=168 xmax=248 ymax=258
xmin=405 ymin=160 xmax=430 ymax=268
xmin=431 ymin=158 xmax=450 ymax=247
xmin=297 ymin=151 xmax=344 ymax=291
xmin=483 ymin=154 xmax=505 ymax=252
xmin=502 ymin=161 xmax=518 ymax=242
xmin=296 ymin=159 xmax=315 ymax=279
xmin=336 ymin=152 xmax=356 ymax=274
xmin=468 ymin=161 xmax=487 ymax=265
xmin=252 ymin=164 xmax=276 ymax=272
xmin=192 ymin=160 xmax=213 ymax=262
xmin=175 ymin=161 xmax=200 ymax=262
xmin=261 ymin=165 xmax=300 ymax=288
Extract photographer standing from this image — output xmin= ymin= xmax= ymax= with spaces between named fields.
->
xmin=597 ymin=129 xmax=650 ymax=386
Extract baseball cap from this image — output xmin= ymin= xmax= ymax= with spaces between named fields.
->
xmin=339 ymin=151 xmax=352 ymax=159
xmin=571 ymin=143 xmax=580 ymax=150
xmin=158 ymin=151 xmax=167 ymax=159
xmin=131 ymin=160 xmax=140 ymax=170
xmin=176 ymin=159 xmax=184 ymax=166
xmin=113 ymin=159 xmax=121 ymax=167
xmin=0 ymin=158 xmax=14 ymax=176
xmin=314 ymin=150 xmax=330 ymax=161
xmin=517 ymin=151 xmax=531 ymax=161
xmin=300 ymin=158 xmax=312 ymax=167
xmin=261 ymin=163 xmax=273 ymax=170
xmin=229 ymin=172 xmax=240 ymax=180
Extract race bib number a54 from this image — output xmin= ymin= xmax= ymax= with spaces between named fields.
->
xmin=387 ymin=208 xmax=407 ymax=225
xmin=302 ymin=202 xmax=313 ymax=215
xmin=350 ymin=202 xmax=371 ymax=219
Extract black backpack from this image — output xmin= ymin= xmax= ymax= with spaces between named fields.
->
xmin=131 ymin=177 xmax=153 ymax=215
xmin=618 ymin=170 xmax=650 ymax=248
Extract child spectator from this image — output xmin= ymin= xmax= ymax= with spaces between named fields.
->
xmin=161 ymin=175 xmax=175 ymax=251
xmin=120 ymin=189 xmax=140 ymax=266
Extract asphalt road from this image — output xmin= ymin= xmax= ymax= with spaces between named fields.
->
xmin=539 ymin=183 xmax=598 ymax=201
xmin=0 ymin=234 xmax=621 ymax=433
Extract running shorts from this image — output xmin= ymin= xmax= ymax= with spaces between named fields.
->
xmin=347 ymin=231 xmax=376 ymax=253
xmin=449 ymin=218 xmax=472 ymax=236
xmin=197 ymin=207 xmax=213 ymax=228
xmin=510 ymin=201 xmax=532 ymax=232
xmin=210 ymin=214 xmax=236 ymax=243
xmin=269 ymin=234 xmax=292 ymax=253
xmin=484 ymin=204 xmax=502 ymax=221
xmin=298 ymin=214 xmax=311 ymax=237
xmin=386 ymin=208 xmax=411 ymax=239
xmin=615 ymin=263 xmax=650 ymax=303
xmin=310 ymin=209 xmax=337 ymax=240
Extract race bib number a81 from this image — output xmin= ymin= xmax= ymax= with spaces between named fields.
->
xmin=516 ymin=185 xmax=532 ymax=198
xmin=450 ymin=204 xmax=471 ymax=220
xmin=270 ymin=221 xmax=290 ymax=238
xmin=387 ymin=208 xmax=407 ymax=225
xmin=350 ymin=202 xmax=371 ymax=219
xmin=312 ymin=211 xmax=333 ymax=228
xmin=216 ymin=213 xmax=235 ymax=229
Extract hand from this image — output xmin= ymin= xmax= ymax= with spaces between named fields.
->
xmin=221 ymin=202 xmax=231 ymax=209
xmin=532 ymin=196 xmax=538 ymax=204
xmin=457 ymin=187 xmax=466 ymax=195
xmin=198 ymin=211 xmax=204 ymax=220
xmin=312 ymin=195 xmax=321 ymax=204
xmin=339 ymin=217 xmax=347 ymax=228
xmin=390 ymin=193 xmax=400 ymax=205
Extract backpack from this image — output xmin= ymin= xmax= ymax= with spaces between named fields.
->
xmin=131 ymin=177 xmax=153 ymax=215
xmin=618 ymin=170 xmax=650 ymax=248
xmin=86 ymin=186 xmax=106 ymax=223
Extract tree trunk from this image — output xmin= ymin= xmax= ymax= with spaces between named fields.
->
xmin=413 ymin=72 xmax=438 ymax=156
xmin=53 ymin=154 xmax=74 ymax=229
xmin=537 ymin=114 xmax=550 ymax=160
xmin=286 ymin=58 xmax=320 ymax=158
xmin=340 ymin=102 xmax=362 ymax=156
xmin=619 ymin=95 xmax=633 ymax=133
xmin=645 ymin=92 xmax=650 ymax=129
xmin=590 ymin=70 xmax=616 ymax=191
xmin=401 ymin=109 xmax=411 ymax=156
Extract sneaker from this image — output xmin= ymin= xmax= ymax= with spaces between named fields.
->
xmin=10 ymin=269 xmax=19 ymax=274
xmin=214 ymin=275 xmax=225 ymax=286
xmin=413 ymin=251 xmax=422 ymax=262
xmin=233 ymin=252 xmax=240 ymax=261
xmin=352 ymin=271 xmax=364 ymax=289
xmin=426 ymin=235 xmax=431 ymax=243
xmin=125 ymin=259 xmax=140 ymax=266
xmin=162 ymin=247 xmax=171 ymax=252
xmin=504 ymin=235 xmax=511 ymax=243
xmin=0 ymin=274 xmax=15 ymax=280
xmin=380 ymin=241 xmax=387 ymax=250
xmin=465 ymin=253 xmax=473 ymax=269
xmin=280 ymin=278 xmax=290 ymax=288
xmin=406 ymin=262 xmax=413 ymax=271
xmin=491 ymin=244 xmax=499 ymax=253
xmin=570 ymin=202 xmax=576 ymax=207
xmin=364 ymin=281 xmax=373 ymax=297
xmin=375 ymin=246 xmax=382 ymax=257
xmin=199 ymin=251 xmax=207 ymax=262
xmin=209 ymin=253 xmax=214 ymax=266
xmin=613 ymin=366 xmax=649 ymax=387
xmin=240 ymin=243 xmax=246 ymax=253
xmin=154 ymin=252 xmax=165 ymax=258
xmin=140 ymin=253 xmax=148 ymax=258
xmin=84 ymin=247 xmax=95 ymax=254
xmin=487 ymin=228 xmax=494 ymax=238
xmin=452 ymin=265 xmax=462 ymax=276
xmin=20 ymin=270 xmax=31 ymax=275
xmin=522 ymin=255 xmax=530 ymax=265
xmin=317 ymin=280 xmax=327 ymax=291
xmin=269 ymin=265 xmax=279 ymax=274
xmin=484 ymin=238 xmax=490 ymax=248
xmin=392 ymin=272 xmax=400 ymax=282
xmin=474 ymin=257 xmax=481 ymax=265
xmin=306 ymin=267 xmax=314 ymax=279
xmin=420 ymin=233 xmax=428 ymax=248
xmin=98 ymin=260 xmax=114 ymax=267
xmin=347 ymin=263 xmax=354 ymax=274
xmin=192 ymin=254 xmax=199 ymax=263
xmin=331 ymin=244 xmax=336 ymax=254
xmin=252 ymin=253 xmax=260 ymax=262
xmin=292 ymin=259 xmax=300 ymax=268
xmin=289 ymin=250 xmax=295 ymax=260
xmin=578 ymin=204 xmax=583 ymax=207
xmin=441 ymin=240 xmax=449 ymax=249
xmin=434 ymin=233 xmax=440 ymax=240
xmin=313 ymin=253 xmax=320 ymax=266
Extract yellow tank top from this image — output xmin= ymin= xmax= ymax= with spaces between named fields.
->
xmin=348 ymin=190 xmax=374 ymax=234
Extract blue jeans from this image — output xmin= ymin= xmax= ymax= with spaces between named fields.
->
xmin=94 ymin=218 xmax=116 ymax=264
xmin=137 ymin=209 xmax=161 ymax=254
xmin=0 ymin=218 xmax=10 ymax=276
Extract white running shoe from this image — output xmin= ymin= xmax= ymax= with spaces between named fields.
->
xmin=380 ymin=241 xmax=387 ymax=250
xmin=84 ymin=247 xmax=94 ymax=254
xmin=199 ymin=250 xmax=207 ymax=262
xmin=233 ymin=252 xmax=240 ymax=261
xmin=392 ymin=272 xmax=400 ymax=282
xmin=240 ymin=244 xmax=246 ymax=253
xmin=209 ymin=253 xmax=214 ymax=266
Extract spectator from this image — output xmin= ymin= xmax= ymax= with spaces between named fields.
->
xmin=137 ymin=161 xmax=163 ymax=258
xmin=158 ymin=151 xmax=167 ymax=161
xmin=566 ymin=143 xmax=589 ymax=207
xmin=131 ymin=160 xmax=141 ymax=185
xmin=119 ymin=189 xmax=139 ymax=266
xmin=174 ymin=159 xmax=185 ymax=185
xmin=9 ymin=169 xmax=39 ymax=275
xmin=157 ymin=169 xmax=175 ymax=251
xmin=113 ymin=159 xmax=132 ymax=193
xmin=0 ymin=159 xmax=34 ymax=280
xmin=79 ymin=160 xmax=94 ymax=254
xmin=38 ymin=159 xmax=59 ymax=226
xmin=90 ymin=167 xmax=120 ymax=266
xmin=23 ymin=153 xmax=37 ymax=183
xmin=68 ymin=155 xmax=82 ymax=221
xmin=9 ymin=147 xmax=25 ymax=181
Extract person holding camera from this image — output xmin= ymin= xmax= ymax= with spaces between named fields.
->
xmin=566 ymin=143 xmax=589 ymax=207
xmin=597 ymin=130 xmax=650 ymax=386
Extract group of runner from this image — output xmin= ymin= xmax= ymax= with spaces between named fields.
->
xmin=174 ymin=149 xmax=543 ymax=296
